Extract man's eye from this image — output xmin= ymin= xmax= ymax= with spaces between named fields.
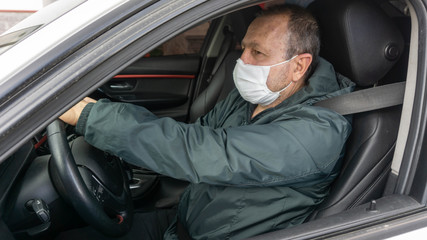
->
xmin=252 ymin=50 xmax=262 ymax=55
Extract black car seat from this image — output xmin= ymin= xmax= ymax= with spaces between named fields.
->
xmin=307 ymin=0 xmax=405 ymax=219
xmin=188 ymin=7 xmax=260 ymax=122
xmin=189 ymin=51 xmax=241 ymax=122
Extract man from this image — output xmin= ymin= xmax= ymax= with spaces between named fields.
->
xmin=61 ymin=5 xmax=355 ymax=240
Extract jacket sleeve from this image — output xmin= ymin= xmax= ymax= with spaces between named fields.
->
xmin=77 ymin=99 xmax=351 ymax=187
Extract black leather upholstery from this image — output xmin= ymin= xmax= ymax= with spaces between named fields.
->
xmin=309 ymin=106 xmax=402 ymax=219
xmin=308 ymin=0 xmax=405 ymax=220
xmin=188 ymin=7 xmax=259 ymax=122
xmin=189 ymin=51 xmax=240 ymax=122
xmin=309 ymin=0 xmax=404 ymax=87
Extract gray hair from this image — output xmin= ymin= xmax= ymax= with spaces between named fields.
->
xmin=259 ymin=5 xmax=320 ymax=81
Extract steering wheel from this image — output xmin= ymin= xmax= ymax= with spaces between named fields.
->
xmin=47 ymin=120 xmax=133 ymax=237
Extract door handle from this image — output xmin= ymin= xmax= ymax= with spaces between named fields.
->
xmin=109 ymin=82 xmax=134 ymax=90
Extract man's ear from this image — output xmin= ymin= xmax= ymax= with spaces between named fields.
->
xmin=291 ymin=53 xmax=313 ymax=82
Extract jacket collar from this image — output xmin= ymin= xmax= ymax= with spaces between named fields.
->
xmin=277 ymin=57 xmax=355 ymax=108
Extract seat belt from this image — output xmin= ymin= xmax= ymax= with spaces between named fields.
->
xmin=314 ymin=81 xmax=405 ymax=115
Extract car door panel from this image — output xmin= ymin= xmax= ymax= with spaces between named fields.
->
xmin=100 ymin=55 xmax=200 ymax=120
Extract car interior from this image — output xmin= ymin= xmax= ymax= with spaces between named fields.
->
xmin=0 ymin=0 xmax=413 ymax=239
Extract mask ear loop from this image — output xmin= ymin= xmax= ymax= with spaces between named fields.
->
xmin=277 ymin=80 xmax=293 ymax=94
xmin=272 ymin=55 xmax=299 ymax=94
xmin=261 ymin=81 xmax=295 ymax=107
xmin=270 ymin=55 xmax=299 ymax=67
xmin=285 ymin=80 xmax=298 ymax=99
xmin=272 ymin=80 xmax=298 ymax=106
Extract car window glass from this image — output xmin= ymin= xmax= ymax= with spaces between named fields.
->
xmin=146 ymin=22 xmax=210 ymax=57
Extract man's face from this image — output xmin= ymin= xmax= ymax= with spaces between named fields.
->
xmin=240 ymin=14 xmax=292 ymax=92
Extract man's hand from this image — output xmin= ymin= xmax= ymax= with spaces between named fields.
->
xmin=59 ymin=97 xmax=97 ymax=126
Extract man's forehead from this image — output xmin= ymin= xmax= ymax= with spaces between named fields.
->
xmin=252 ymin=14 xmax=288 ymax=28
xmin=243 ymin=16 xmax=288 ymax=47
xmin=241 ymin=38 xmax=260 ymax=48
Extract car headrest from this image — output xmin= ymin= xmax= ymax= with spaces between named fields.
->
xmin=308 ymin=0 xmax=404 ymax=87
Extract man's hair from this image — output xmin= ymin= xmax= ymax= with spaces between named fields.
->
xmin=259 ymin=5 xmax=320 ymax=81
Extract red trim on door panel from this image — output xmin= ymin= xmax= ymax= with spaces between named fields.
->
xmin=114 ymin=74 xmax=195 ymax=79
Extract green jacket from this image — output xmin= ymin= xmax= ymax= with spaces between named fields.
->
xmin=76 ymin=58 xmax=355 ymax=239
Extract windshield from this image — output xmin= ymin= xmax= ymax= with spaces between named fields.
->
xmin=0 ymin=0 xmax=86 ymax=55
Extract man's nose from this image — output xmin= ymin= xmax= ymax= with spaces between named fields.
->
xmin=239 ymin=49 xmax=252 ymax=64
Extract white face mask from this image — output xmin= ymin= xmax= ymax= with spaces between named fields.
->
xmin=233 ymin=55 xmax=298 ymax=106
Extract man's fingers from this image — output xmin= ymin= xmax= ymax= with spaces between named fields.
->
xmin=59 ymin=109 xmax=78 ymax=126
xmin=83 ymin=97 xmax=97 ymax=103
xmin=59 ymin=98 xmax=97 ymax=126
